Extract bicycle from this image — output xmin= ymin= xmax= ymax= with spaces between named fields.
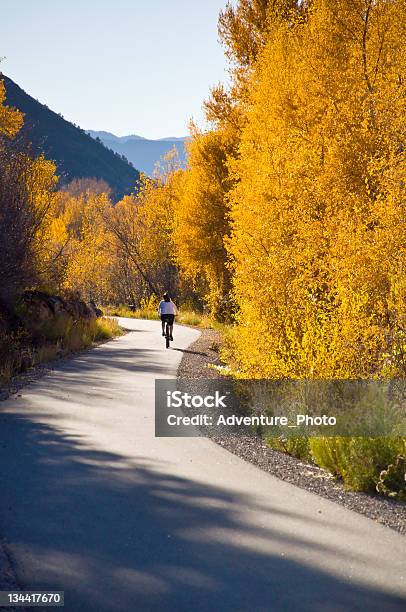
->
xmin=164 ymin=319 xmax=171 ymax=349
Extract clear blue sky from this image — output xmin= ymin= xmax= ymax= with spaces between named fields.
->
xmin=1 ymin=0 xmax=230 ymax=139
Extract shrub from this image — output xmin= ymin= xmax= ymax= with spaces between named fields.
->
xmin=0 ymin=329 xmax=30 ymax=384
xmin=92 ymin=317 xmax=123 ymax=341
xmin=36 ymin=314 xmax=73 ymax=344
xmin=177 ymin=310 xmax=212 ymax=328
xmin=61 ymin=316 xmax=123 ymax=350
xmin=376 ymin=455 xmax=406 ymax=501
xmin=33 ymin=344 xmax=59 ymax=365
xmin=103 ymin=304 xmax=159 ymax=320
xmin=309 ymin=437 xmax=406 ymax=492
xmin=266 ymin=436 xmax=311 ymax=462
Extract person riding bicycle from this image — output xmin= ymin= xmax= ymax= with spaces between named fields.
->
xmin=158 ymin=293 xmax=178 ymax=341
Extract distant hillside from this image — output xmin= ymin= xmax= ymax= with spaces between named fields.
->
xmin=2 ymin=75 xmax=139 ymax=199
xmin=88 ymin=130 xmax=188 ymax=176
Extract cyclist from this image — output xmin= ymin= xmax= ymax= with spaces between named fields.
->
xmin=158 ymin=292 xmax=178 ymax=341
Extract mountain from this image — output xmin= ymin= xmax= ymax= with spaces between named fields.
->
xmin=1 ymin=75 xmax=139 ymax=199
xmin=87 ymin=130 xmax=188 ymax=176
xmin=89 ymin=132 xmax=146 ymax=143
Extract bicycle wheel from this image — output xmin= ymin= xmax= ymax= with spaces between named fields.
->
xmin=165 ymin=323 xmax=170 ymax=349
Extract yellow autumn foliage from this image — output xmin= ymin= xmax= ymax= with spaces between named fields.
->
xmin=61 ymin=192 xmax=113 ymax=300
xmin=172 ymin=128 xmax=235 ymax=319
xmin=0 ymin=80 xmax=23 ymax=138
xmin=0 ymin=79 xmax=59 ymax=298
xmin=225 ymin=0 xmax=406 ymax=378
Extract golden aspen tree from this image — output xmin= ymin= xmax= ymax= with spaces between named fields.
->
xmin=172 ymin=1 xmax=304 ymax=319
xmin=172 ymin=128 xmax=235 ymax=319
xmin=226 ymin=0 xmax=406 ymax=378
xmin=26 ymin=155 xmax=59 ymax=290
xmin=61 ymin=192 xmax=113 ymax=301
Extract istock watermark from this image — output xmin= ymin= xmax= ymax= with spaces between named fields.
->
xmin=166 ymin=390 xmax=228 ymax=409
xmin=155 ymin=379 xmax=406 ymax=438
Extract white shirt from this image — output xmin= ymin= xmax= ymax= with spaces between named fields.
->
xmin=159 ymin=300 xmax=177 ymax=315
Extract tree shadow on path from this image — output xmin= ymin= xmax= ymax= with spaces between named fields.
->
xmin=0 ymin=413 xmax=405 ymax=612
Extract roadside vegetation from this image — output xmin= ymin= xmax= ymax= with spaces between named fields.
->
xmin=0 ymin=0 xmax=405 ymax=499
xmin=267 ymin=435 xmax=406 ymax=499
xmin=0 ymin=301 xmax=122 ymax=386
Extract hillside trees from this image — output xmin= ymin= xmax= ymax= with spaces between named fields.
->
xmin=2 ymin=75 xmax=139 ymax=199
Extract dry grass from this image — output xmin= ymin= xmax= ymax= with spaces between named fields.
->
xmin=33 ymin=344 xmax=59 ymax=365
xmin=93 ymin=316 xmax=124 ymax=340
xmin=0 ymin=316 xmax=123 ymax=385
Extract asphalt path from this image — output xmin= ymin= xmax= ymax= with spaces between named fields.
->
xmin=0 ymin=318 xmax=405 ymax=611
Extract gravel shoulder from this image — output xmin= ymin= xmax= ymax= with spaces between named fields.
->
xmin=177 ymin=328 xmax=406 ymax=535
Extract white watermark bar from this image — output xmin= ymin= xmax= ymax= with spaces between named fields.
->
xmin=0 ymin=592 xmax=64 ymax=607
xmin=155 ymin=379 xmax=406 ymax=438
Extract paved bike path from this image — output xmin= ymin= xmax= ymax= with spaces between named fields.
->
xmin=0 ymin=318 xmax=405 ymax=611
